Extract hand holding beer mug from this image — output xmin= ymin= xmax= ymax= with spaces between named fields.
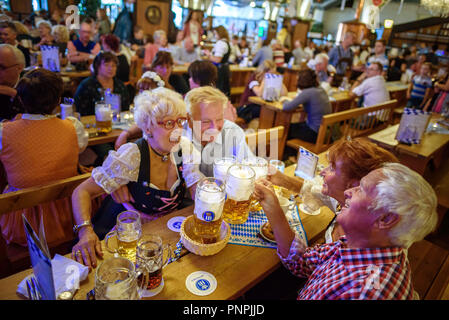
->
xmin=95 ymin=102 xmax=113 ymax=134
xmin=105 ymin=211 xmax=142 ymax=262
xmin=136 ymin=234 xmax=171 ymax=297
xmin=223 ymin=164 xmax=256 ymax=224
xmin=213 ymin=157 xmax=236 ymax=182
xmin=242 ymin=157 xmax=268 ymax=212
xmin=193 ymin=177 xmax=226 ymax=244
xmin=95 ymin=256 xmax=147 ymax=300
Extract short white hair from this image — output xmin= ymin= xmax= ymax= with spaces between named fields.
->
xmin=314 ymin=53 xmax=329 ymax=64
xmin=153 ymin=29 xmax=166 ymax=42
xmin=36 ymin=20 xmax=52 ymax=31
xmin=0 ymin=44 xmax=25 ymax=67
xmin=184 ymin=86 xmax=227 ymax=116
xmin=134 ymin=87 xmax=186 ymax=139
xmin=370 ymin=163 xmax=438 ymax=248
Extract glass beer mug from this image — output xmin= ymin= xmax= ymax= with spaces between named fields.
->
xmin=136 ymin=234 xmax=171 ymax=297
xmin=222 ymin=164 xmax=256 ymax=224
xmin=193 ymin=177 xmax=226 ymax=244
xmin=242 ymin=157 xmax=268 ymax=212
xmin=95 ymin=102 xmax=112 ymax=134
xmin=105 ymin=211 xmax=142 ymax=263
xmin=213 ymin=157 xmax=236 ymax=182
xmin=95 ymin=256 xmax=147 ymax=300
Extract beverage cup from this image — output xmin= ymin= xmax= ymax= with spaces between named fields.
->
xmin=213 ymin=157 xmax=236 ymax=183
xmin=222 ymin=164 xmax=256 ymax=224
xmin=193 ymin=177 xmax=226 ymax=244
xmin=269 ymin=159 xmax=285 ymax=173
xmin=95 ymin=256 xmax=146 ymax=300
xmin=105 ymin=211 xmax=142 ymax=263
xmin=95 ymin=102 xmax=112 ymax=133
xmin=60 ymin=104 xmax=73 ymax=119
xmin=242 ymin=157 xmax=268 ymax=212
xmin=135 ymin=234 xmax=171 ymax=297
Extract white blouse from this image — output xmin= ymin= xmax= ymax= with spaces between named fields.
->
xmin=92 ymin=136 xmax=203 ymax=194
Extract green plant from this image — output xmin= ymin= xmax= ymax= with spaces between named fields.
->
xmin=78 ymin=0 xmax=100 ymax=19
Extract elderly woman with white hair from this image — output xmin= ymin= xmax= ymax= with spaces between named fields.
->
xmin=71 ymin=87 xmax=202 ymax=269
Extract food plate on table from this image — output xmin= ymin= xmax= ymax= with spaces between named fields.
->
xmin=260 ymin=222 xmax=276 ymax=243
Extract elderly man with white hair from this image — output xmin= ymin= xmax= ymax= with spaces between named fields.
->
xmin=255 ymin=162 xmax=438 ymax=299
xmin=144 ymin=29 xmax=169 ymax=68
xmin=0 ymin=43 xmax=25 ymax=120
xmin=307 ymin=53 xmax=336 ymax=83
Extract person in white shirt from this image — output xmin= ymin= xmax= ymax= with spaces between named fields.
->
xmin=366 ymin=40 xmax=389 ymax=75
xmin=350 ymin=62 xmax=389 ymax=107
xmin=228 ymin=35 xmax=242 ymax=64
xmin=184 ymin=86 xmax=254 ymax=177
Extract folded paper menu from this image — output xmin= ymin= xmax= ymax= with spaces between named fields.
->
xmin=295 ymin=147 xmax=319 ymax=181
xmin=395 ymin=108 xmax=431 ymax=144
xmin=20 ymin=215 xmax=88 ymax=300
xmin=41 ymin=45 xmax=60 ymax=72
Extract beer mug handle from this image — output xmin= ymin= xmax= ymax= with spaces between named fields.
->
xmin=135 ymin=266 xmax=149 ymax=294
xmin=104 ymin=230 xmax=118 ymax=254
xmin=162 ymin=244 xmax=172 ymax=269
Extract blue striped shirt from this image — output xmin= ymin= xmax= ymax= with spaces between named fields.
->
xmin=411 ymin=75 xmax=432 ymax=99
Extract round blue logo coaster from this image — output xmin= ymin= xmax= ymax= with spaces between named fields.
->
xmin=195 ymin=279 xmax=211 ymax=291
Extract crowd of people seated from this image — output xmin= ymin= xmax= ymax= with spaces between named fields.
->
xmin=0 ymin=6 xmax=446 ymax=300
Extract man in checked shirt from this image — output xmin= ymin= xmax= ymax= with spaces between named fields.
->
xmin=254 ymin=163 xmax=438 ymax=300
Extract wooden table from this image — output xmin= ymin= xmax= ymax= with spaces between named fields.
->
xmin=59 ymin=70 xmax=91 ymax=79
xmin=0 ymin=202 xmax=333 ymax=300
xmin=82 ymin=115 xmax=140 ymax=147
xmin=368 ymin=117 xmax=449 ymax=175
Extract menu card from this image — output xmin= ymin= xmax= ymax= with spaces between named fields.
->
xmin=395 ymin=108 xmax=432 ymax=144
xmin=22 ymin=214 xmax=56 ymax=300
xmin=41 ymin=45 xmax=60 ymax=72
xmin=262 ymin=73 xmax=283 ymax=101
xmin=295 ymin=147 xmax=319 ymax=180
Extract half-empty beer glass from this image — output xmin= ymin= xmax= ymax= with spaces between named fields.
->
xmin=213 ymin=157 xmax=236 ymax=182
xmin=193 ymin=177 xmax=226 ymax=244
xmin=95 ymin=102 xmax=112 ymax=133
xmin=222 ymin=164 xmax=256 ymax=224
xmin=105 ymin=211 xmax=142 ymax=262
xmin=136 ymin=234 xmax=171 ymax=297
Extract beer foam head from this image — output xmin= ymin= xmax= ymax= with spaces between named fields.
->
xmin=242 ymin=157 xmax=268 ymax=179
xmin=213 ymin=157 xmax=236 ymax=180
xmin=225 ymin=165 xmax=255 ymax=201
xmin=95 ymin=105 xmax=112 ymax=121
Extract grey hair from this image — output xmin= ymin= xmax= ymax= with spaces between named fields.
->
xmin=0 ymin=43 xmax=25 ymax=67
xmin=153 ymin=29 xmax=166 ymax=43
xmin=370 ymin=163 xmax=438 ymax=249
xmin=314 ymin=53 xmax=329 ymax=64
xmin=133 ymin=87 xmax=186 ymax=140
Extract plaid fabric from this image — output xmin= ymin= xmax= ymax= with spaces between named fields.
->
xmin=279 ymin=236 xmax=415 ymax=300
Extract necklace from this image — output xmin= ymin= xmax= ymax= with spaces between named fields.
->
xmin=150 ymin=145 xmax=170 ymax=162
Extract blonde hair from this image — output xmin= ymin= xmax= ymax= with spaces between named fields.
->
xmin=12 ymin=21 xmax=29 ymax=35
xmin=184 ymin=86 xmax=228 ymax=116
xmin=36 ymin=20 xmax=52 ymax=32
xmin=134 ymin=87 xmax=186 ymax=140
xmin=371 ymin=163 xmax=438 ymax=249
xmin=255 ymin=60 xmax=276 ymax=83
xmin=52 ymin=25 xmax=69 ymax=43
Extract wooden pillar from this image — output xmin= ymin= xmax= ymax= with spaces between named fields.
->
xmin=292 ymin=19 xmax=311 ymax=47
xmin=267 ymin=21 xmax=278 ymax=43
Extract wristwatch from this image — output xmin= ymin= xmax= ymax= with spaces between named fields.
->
xmin=73 ymin=220 xmax=92 ymax=234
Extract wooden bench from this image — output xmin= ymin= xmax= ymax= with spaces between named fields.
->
xmin=245 ymin=126 xmax=284 ymax=160
xmin=0 ymin=173 xmax=91 ymax=278
xmin=286 ymin=100 xmax=398 ymax=154
xmin=408 ymin=239 xmax=449 ymax=300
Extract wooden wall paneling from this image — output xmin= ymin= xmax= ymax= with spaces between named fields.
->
xmin=136 ymin=0 xmax=170 ymax=37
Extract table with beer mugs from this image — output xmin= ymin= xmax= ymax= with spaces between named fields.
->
xmin=0 ymin=153 xmax=335 ymax=300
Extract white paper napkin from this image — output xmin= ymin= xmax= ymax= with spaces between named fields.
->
xmin=17 ymin=254 xmax=89 ymax=299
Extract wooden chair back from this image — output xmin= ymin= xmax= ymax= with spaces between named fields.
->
xmin=0 ymin=173 xmax=91 ymax=216
xmin=286 ymin=99 xmax=398 ymax=154
xmin=128 ymin=57 xmax=144 ymax=86
xmin=245 ymin=126 xmax=285 ymax=160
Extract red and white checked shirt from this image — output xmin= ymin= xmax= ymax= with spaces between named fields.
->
xmin=279 ymin=236 xmax=415 ymax=300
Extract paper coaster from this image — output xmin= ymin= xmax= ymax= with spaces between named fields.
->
xmin=167 ymin=216 xmax=186 ymax=232
xmin=140 ymin=278 xmax=164 ymax=298
xmin=185 ymin=271 xmax=217 ymax=296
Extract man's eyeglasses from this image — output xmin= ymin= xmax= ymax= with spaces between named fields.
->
xmin=157 ymin=117 xmax=187 ymax=130
xmin=0 ymin=63 xmax=19 ymax=71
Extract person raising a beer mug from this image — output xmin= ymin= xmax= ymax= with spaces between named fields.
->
xmin=71 ymin=88 xmax=202 ymax=269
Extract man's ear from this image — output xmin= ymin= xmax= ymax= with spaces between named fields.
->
xmin=376 ymin=212 xmax=400 ymax=230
